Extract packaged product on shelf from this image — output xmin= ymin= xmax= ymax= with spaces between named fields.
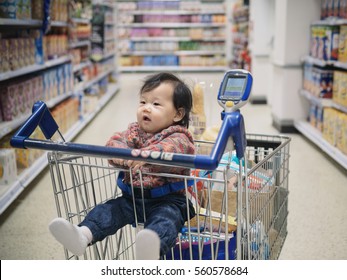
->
xmin=340 ymin=0 xmax=347 ymax=18
xmin=341 ymin=112 xmax=347 ymax=154
xmin=28 ymin=37 xmax=36 ymax=65
xmin=50 ymin=97 xmax=80 ymax=134
xmin=334 ymin=0 xmax=341 ymax=17
xmin=0 ymin=38 xmax=11 ymax=73
xmin=57 ymin=66 xmax=64 ymax=96
xmin=30 ymin=29 xmax=44 ymax=65
xmin=64 ymin=100 xmax=71 ymax=129
xmin=62 ymin=63 xmax=71 ymax=94
xmin=0 ymin=102 xmax=3 ymax=122
xmin=71 ymin=98 xmax=79 ymax=128
xmin=9 ymin=38 xmax=20 ymax=71
xmin=215 ymin=14 xmax=226 ymax=23
xmin=0 ymin=131 xmax=39 ymax=170
xmin=117 ymin=27 xmax=129 ymax=39
xmin=8 ymin=37 xmax=24 ymax=69
xmin=23 ymin=79 xmax=34 ymax=112
xmin=98 ymin=76 xmax=108 ymax=95
xmin=338 ymin=25 xmax=347 ymax=62
xmin=320 ymin=0 xmax=327 ymax=18
xmin=132 ymin=56 xmax=143 ymax=66
xmin=18 ymin=128 xmax=44 ymax=168
xmin=189 ymin=28 xmax=203 ymax=40
xmin=17 ymin=81 xmax=29 ymax=115
xmin=42 ymin=71 xmax=51 ymax=102
xmin=17 ymin=0 xmax=31 ymax=19
xmin=51 ymin=104 xmax=64 ymax=133
xmin=321 ymin=0 xmax=334 ymax=18
xmin=309 ymin=103 xmax=317 ymax=128
xmin=189 ymin=82 xmax=206 ymax=140
xmin=31 ymin=0 xmax=43 ymax=19
xmin=305 ymin=66 xmax=333 ymax=98
xmin=333 ymin=70 xmax=340 ymax=100
xmin=320 ymin=0 xmax=327 ymax=19
xmin=22 ymin=38 xmax=29 ymax=67
xmin=303 ymin=63 xmax=313 ymax=92
xmin=0 ymin=83 xmax=19 ymax=121
xmin=70 ymin=49 xmax=81 ymax=65
xmin=24 ymin=37 xmax=35 ymax=67
xmin=46 ymin=69 xmax=58 ymax=101
xmin=322 ymin=107 xmax=339 ymax=146
xmin=83 ymin=92 xmax=99 ymax=115
xmin=180 ymin=0 xmax=200 ymax=11
xmin=0 ymin=0 xmax=12 ymax=19
xmin=333 ymin=70 xmax=347 ymax=107
xmin=0 ymin=0 xmax=31 ymax=19
xmin=31 ymin=75 xmax=43 ymax=103
xmin=310 ymin=25 xmax=339 ymax=61
xmin=51 ymin=0 xmax=68 ymax=22
xmin=52 ymin=68 xmax=59 ymax=98
xmin=67 ymin=64 xmax=74 ymax=93
xmin=16 ymin=38 xmax=24 ymax=69
xmin=335 ymin=111 xmax=347 ymax=154
xmin=0 ymin=148 xmax=17 ymax=185
xmin=119 ymin=56 xmax=130 ymax=66
xmin=316 ymin=106 xmax=324 ymax=132
xmin=0 ymin=76 xmax=39 ymax=120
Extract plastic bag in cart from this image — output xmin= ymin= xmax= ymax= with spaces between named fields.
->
xmin=212 ymin=152 xmax=275 ymax=191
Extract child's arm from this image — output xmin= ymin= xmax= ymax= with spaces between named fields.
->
xmin=106 ymin=130 xmax=131 ymax=167
xmin=134 ymin=133 xmax=195 ymax=173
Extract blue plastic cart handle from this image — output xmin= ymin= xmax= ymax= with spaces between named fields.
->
xmin=10 ymin=101 xmax=59 ymax=148
xmin=10 ymin=101 xmax=247 ymax=170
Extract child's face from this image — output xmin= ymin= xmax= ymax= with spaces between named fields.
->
xmin=137 ymin=82 xmax=183 ymax=134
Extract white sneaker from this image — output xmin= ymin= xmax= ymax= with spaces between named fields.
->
xmin=49 ymin=218 xmax=89 ymax=256
xmin=135 ymin=229 xmax=160 ymax=260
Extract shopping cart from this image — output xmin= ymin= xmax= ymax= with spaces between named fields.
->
xmin=11 ymin=70 xmax=291 ymax=260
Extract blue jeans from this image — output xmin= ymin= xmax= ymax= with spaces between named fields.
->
xmin=79 ymin=193 xmax=196 ymax=256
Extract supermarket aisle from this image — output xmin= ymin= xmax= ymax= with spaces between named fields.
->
xmin=0 ymin=73 xmax=346 ymax=260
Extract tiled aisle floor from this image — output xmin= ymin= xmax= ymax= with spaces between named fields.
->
xmin=0 ymin=73 xmax=346 ymax=260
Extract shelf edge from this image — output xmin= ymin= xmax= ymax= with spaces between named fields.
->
xmin=294 ymin=120 xmax=347 ymax=170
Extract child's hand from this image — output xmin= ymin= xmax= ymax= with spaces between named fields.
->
xmin=109 ymin=158 xmax=145 ymax=172
xmin=126 ymin=160 xmax=146 ymax=172
xmin=109 ymin=158 xmax=127 ymax=167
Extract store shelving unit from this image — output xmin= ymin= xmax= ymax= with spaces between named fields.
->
xmin=0 ymin=0 xmax=120 ymax=215
xmin=296 ymin=88 xmax=347 ymax=170
xmin=68 ymin=1 xmax=92 ymax=68
xmin=295 ymin=13 xmax=347 ymax=170
xmin=294 ymin=120 xmax=347 ymax=170
xmin=90 ymin=0 xmax=116 ymax=62
xmin=0 ymin=55 xmax=71 ymax=83
xmin=230 ymin=1 xmax=250 ymax=71
xmin=117 ymin=0 xmax=228 ymax=72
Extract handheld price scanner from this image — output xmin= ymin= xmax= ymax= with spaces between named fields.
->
xmin=218 ymin=69 xmax=253 ymax=113
xmin=215 ymin=69 xmax=252 ymax=160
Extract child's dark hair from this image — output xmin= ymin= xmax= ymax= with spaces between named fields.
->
xmin=140 ymin=72 xmax=192 ymax=128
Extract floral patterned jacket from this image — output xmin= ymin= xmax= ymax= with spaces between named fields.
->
xmin=106 ymin=122 xmax=195 ymax=189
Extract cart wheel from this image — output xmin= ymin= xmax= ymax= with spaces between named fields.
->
xmin=135 ymin=229 xmax=160 ymax=260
